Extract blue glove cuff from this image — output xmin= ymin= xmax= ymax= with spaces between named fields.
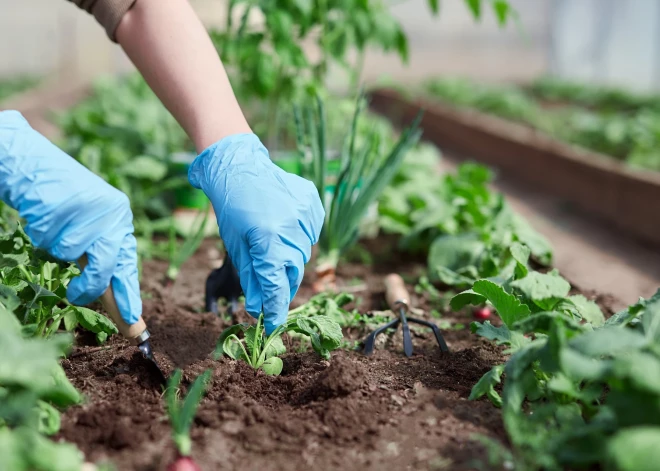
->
xmin=188 ymin=133 xmax=269 ymax=191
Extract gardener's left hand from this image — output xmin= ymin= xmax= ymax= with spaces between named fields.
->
xmin=189 ymin=133 xmax=324 ymax=335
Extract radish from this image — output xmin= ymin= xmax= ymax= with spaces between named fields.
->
xmin=167 ymin=456 xmax=202 ymax=471
xmin=165 ymin=369 xmax=212 ymax=471
xmin=473 ymin=306 xmax=491 ymax=320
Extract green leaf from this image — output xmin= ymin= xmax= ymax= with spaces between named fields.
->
xmin=606 ymin=427 xmax=660 ymax=471
xmin=569 ymin=327 xmax=647 ymax=357
xmin=471 ymin=320 xmax=528 ymax=350
xmin=511 ymin=271 xmax=571 ymax=310
xmin=74 ymin=307 xmax=118 ymax=341
xmin=0 ymin=284 xmax=21 ymax=314
xmin=37 ymin=400 xmax=61 ymax=435
xmin=428 ymin=233 xmax=485 ymax=282
xmin=261 ymin=356 xmax=284 ymax=376
xmin=62 ymin=309 xmax=78 ymax=332
xmin=450 ymin=289 xmax=486 ymax=311
xmin=427 ymin=0 xmax=439 ymax=14
xmin=118 ymin=155 xmax=168 ymax=181
xmin=514 ymin=311 xmax=586 ymax=336
xmin=565 ymin=294 xmax=605 ymax=326
xmin=509 ymin=242 xmax=530 ymax=279
xmin=222 ymin=334 xmax=249 ymax=362
xmin=290 ymin=315 xmax=343 ymax=359
xmin=641 ymin=294 xmax=660 ymax=342
xmin=213 ymin=324 xmax=249 ymax=359
xmin=492 ymin=0 xmax=511 ymax=26
xmin=469 ymin=364 xmax=504 ymax=406
xmin=472 ymin=279 xmax=531 ymax=328
xmin=24 ymin=282 xmax=59 ymax=311
xmin=263 ymin=334 xmax=286 ymax=360
xmin=464 ymin=0 xmax=481 ymax=19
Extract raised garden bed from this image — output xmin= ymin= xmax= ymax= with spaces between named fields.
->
xmin=369 ymin=88 xmax=660 ymax=248
xmin=55 ymin=237 xmax=619 ymax=470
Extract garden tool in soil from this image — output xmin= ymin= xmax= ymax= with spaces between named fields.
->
xmin=363 ymin=274 xmax=449 ymax=357
xmin=205 ymin=255 xmax=242 ymax=315
xmin=78 ymin=255 xmax=168 ymax=386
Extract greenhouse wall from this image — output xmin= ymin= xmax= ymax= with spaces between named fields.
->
xmin=0 ymin=0 xmax=656 ymax=90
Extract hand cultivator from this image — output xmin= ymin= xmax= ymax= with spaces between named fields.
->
xmin=363 ymin=274 xmax=449 ymax=357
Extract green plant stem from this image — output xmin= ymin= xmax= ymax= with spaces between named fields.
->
xmin=173 ymin=433 xmax=192 ymax=457
xmin=316 ymin=248 xmax=340 ymax=271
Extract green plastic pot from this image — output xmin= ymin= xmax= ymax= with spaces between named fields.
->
xmin=169 ymin=152 xmax=208 ymax=210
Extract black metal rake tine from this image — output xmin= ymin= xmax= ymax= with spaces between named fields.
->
xmin=363 ymin=318 xmax=400 ymax=356
xmin=407 ymin=317 xmax=450 ymax=352
xmin=399 ymin=309 xmax=414 ymax=358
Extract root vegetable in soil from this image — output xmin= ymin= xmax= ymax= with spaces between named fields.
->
xmin=56 ymin=239 xmax=618 ymax=470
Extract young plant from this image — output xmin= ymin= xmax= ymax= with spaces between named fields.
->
xmin=0 ymin=223 xmax=118 ymax=343
xmin=164 ymin=204 xmax=211 ymax=287
xmin=0 ymin=306 xmax=84 ymax=471
xmin=215 ymin=313 xmax=343 ymax=375
xmin=294 ymin=93 xmax=422 ymax=290
xmin=165 ymin=369 xmax=212 ymax=471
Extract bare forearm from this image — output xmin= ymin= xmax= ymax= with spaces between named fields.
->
xmin=115 ymin=0 xmax=251 ymax=152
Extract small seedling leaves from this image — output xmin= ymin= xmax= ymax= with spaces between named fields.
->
xmin=292 ymin=315 xmax=343 ymax=359
xmin=24 ymin=282 xmax=59 ymax=311
xmin=62 ymin=309 xmax=78 ymax=332
xmin=261 ymin=356 xmax=284 ymax=376
xmin=469 ymin=364 xmax=504 ymax=407
xmin=450 ymin=289 xmax=486 ymax=311
xmin=243 ymin=325 xmax=260 ymax=357
xmin=264 ymin=334 xmax=286 ymax=360
xmin=470 ymin=321 xmax=527 ymax=351
xmin=606 ymin=427 xmax=660 ymax=471
xmin=464 ymin=0 xmax=481 ymax=19
xmin=568 ymin=327 xmax=647 ymax=358
xmin=492 ymin=0 xmax=511 ymax=26
xmin=514 ymin=311 xmax=585 ymax=336
xmin=610 ymin=351 xmax=660 ymax=395
xmin=641 ymin=295 xmax=660 ymax=343
xmin=74 ymin=307 xmax=118 ymax=340
xmin=214 ymin=324 xmax=249 ymax=359
xmin=561 ymin=295 xmax=605 ymax=326
xmin=118 ymin=155 xmax=168 ymax=181
xmin=0 ymin=284 xmax=21 ymax=315
xmin=472 ymin=279 xmax=531 ymax=328
xmin=428 ymin=233 xmax=485 ymax=281
xmin=222 ymin=334 xmax=249 ymax=362
xmin=0 ymin=252 xmax=29 ymax=271
xmin=37 ymin=400 xmax=61 ymax=436
xmin=511 ymin=271 xmax=570 ymax=311
xmin=509 ymin=242 xmax=530 ymax=279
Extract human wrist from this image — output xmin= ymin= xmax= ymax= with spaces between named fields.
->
xmin=188 ymin=133 xmax=267 ymax=191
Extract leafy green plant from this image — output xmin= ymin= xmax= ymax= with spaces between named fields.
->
xmin=294 ymin=93 xmax=422 ymax=288
xmin=215 ymin=313 xmax=343 ymax=375
xmin=0 ymin=222 xmax=118 ymax=342
xmin=450 ymin=243 xmax=660 ymax=470
xmin=165 ymin=369 xmax=211 ymax=469
xmin=0 ymin=305 xmax=83 ymax=471
xmin=422 ymin=76 xmax=660 ymax=172
xmin=213 ymin=0 xmax=513 ymax=145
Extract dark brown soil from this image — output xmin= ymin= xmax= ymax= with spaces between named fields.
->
xmin=56 ymin=237 xmax=611 ymax=471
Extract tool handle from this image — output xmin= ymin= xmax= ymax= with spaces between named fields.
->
xmin=77 ymin=255 xmax=147 ymax=342
xmin=384 ymin=274 xmax=410 ymax=311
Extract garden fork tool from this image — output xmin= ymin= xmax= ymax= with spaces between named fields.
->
xmin=78 ymin=255 xmax=168 ymax=386
xmin=363 ymin=274 xmax=449 ymax=357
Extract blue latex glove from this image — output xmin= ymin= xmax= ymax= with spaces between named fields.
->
xmin=0 ymin=110 xmax=141 ymax=324
xmin=189 ymin=134 xmax=324 ymax=334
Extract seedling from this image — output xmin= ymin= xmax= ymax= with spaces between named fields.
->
xmin=294 ymin=93 xmax=422 ymax=291
xmin=164 ymin=203 xmax=210 ymax=287
xmin=165 ymin=369 xmax=211 ymax=471
xmin=215 ymin=313 xmax=343 ymax=375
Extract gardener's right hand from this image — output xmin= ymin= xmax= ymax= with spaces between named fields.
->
xmin=0 ymin=110 xmax=142 ymax=325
